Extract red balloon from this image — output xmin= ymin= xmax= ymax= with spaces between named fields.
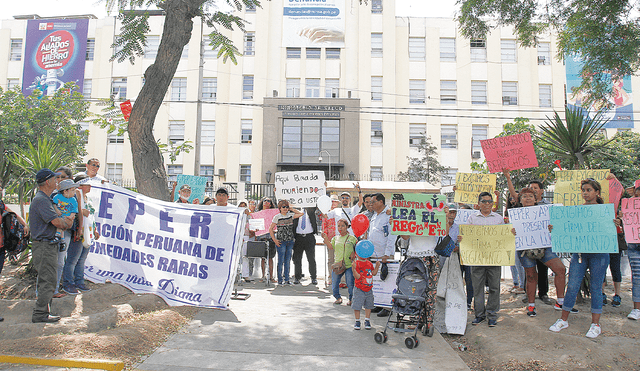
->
xmin=351 ymin=214 xmax=370 ymax=238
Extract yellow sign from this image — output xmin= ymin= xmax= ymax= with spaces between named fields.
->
xmin=459 ymin=224 xmax=515 ymax=266
xmin=553 ymin=169 xmax=610 ymax=206
xmin=454 ymin=173 xmax=497 ymax=204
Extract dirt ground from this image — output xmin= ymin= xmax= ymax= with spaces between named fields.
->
xmin=1 ymin=259 xmax=639 ymax=371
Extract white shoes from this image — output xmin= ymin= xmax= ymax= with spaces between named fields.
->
xmin=628 ymin=309 xmax=640 ymax=320
xmin=585 ymin=323 xmax=601 ymax=338
xmin=549 ymin=319 xmax=569 ymax=332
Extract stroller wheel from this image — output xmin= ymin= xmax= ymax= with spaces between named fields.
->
xmin=413 ymin=336 xmax=420 ymax=348
xmin=405 ymin=336 xmax=416 ymax=349
xmin=374 ymin=332 xmax=384 ymax=344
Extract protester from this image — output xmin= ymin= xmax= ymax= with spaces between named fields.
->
xmin=365 ymin=193 xmax=395 ymax=317
xmin=351 ymin=249 xmax=381 ymax=330
xmin=52 ymin=179 xmax=79 ymax=296
xmin=202 ymin=197 xmax=215 ymax=205
xmin=627 ymin=186 xmax=640 ymax=320
xmin=292 ymin=206 xmax=319 ymax=285
xmin=173 ymin=184 xmax=192 ymax=204
xmin=75 ymin=158 xmax=106 ymax=185
xmin=269 ymin=200 xmax=303 ymax=285
xmin=257 ymin=197 xmax=277 ymax=282
xmin=215 ymin=187 xmax=230 ymax=206
xmin=528 ymin=180 xmax=552 ymax=305
xmin=322 ymin=219 xmax=357 ymax=305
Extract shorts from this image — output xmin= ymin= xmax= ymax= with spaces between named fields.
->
xmin=518 ymin=247 xmax=558 ymax=268
xmin=351 ymin=287 xmax=374 ymax=311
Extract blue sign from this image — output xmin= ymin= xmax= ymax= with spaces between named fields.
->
xmin=550 ymin=204 xmax=618 ymax=253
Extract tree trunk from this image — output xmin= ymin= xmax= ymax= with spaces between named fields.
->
xmin=127 ymin=0 xmax=203 ymax=200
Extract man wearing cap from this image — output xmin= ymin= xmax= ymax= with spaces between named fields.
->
xmin=215 ymin=187 xmax=230 ymax=206
xmin=175 ymin=184 xmax=192 ymax=203
xmin=30 ymin=169 xmax=75 ymax=323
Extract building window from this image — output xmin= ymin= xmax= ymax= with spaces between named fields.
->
xmin=202 ymin=78 xmax=217 ymax=101
xmin=501 ymin=39 xmax=517 ymax=63
xmin=79 ymin=122 xmax=90 ymax=144
xmin=200 ymin=165 xmax=215 ymax=181
xmin=326 ymin=48 xmax=340 ymax=59
xmin=86 ymin=39 xmax=95 ymax=61
xmin=371 ymin=33 xmax=383 ymax=57
xmin=537 ymin=43 xmax=551 ymax=65
xmin=83 ymin=79 xmax=92 ymax=99
xmin=7 ymin=79 xmax=19 ymax=90
xmin=539 ymin=84 xmax=552 ymax=107
xmin=306 ymin=78 xmax=320 ymax=98
xmin=286 ymin=78 xmax=300 ymax=98
xmin=471 ymin=81 xmax=487 ymax=105
xmin=306 ymin=48 xmax=321 ymax=59
xmin=440 ymin=80 xmax=457 ymax=104
xmin=171 ymin=78 xmax=187 ymax=101
xmin=441 ymin=168 xmax=458 ymax=186
xmin=244 ymin=32 xmax=255 ymax=56
xmin=240 ymin=165 xmax=251 ymax=182
xmin=409 ymin=80 xmax=426 ymax=104
xmin=281 ymin=119 xmax=340 ymax=163
xmin=144 ymin=36 xmax=160 ymax=59
xmin=371 ymin=77 xmax=383 ymax=101
xmin=241 ymin=120 xmax=252 ymax=144
xmin=203 ymin=35 xmax=220 ymax=59
xmin=470 ymin=39 xmax=486 ymax=62
xmin=108 ymin=132 xmax=125 ymax=144
xmin=9 ymin=39 xmax=22 ymax=61
xmin=243 ymin=75 xmax=254 ymax=100
xmin=409 ymin=124 xmax=426 ymax=146
xmin=286 ymin=47 xmax=301 ymax=59
xmin=106 ymin=164 xmax=123 ymax=182
xmin=111 ymin=78 xmax=127 ymax=100
xmin=325 ymin=79 xmax=339 ymax=98
xmin=372 ymin=0 xmax=383 ymax=13
xmin=441 ymin=125 xmax=458 ymax=149
xmin=472 ymin=125 xmax=487 ymax=157
xmin=440 ymin=38 xmax=456 ymax=62
xmin=181 ymin=45 xmax=189 ymax=59
xmin=167 ymin=165 xmax=182 ymax=182
xmin=169 ymin=120 xmax=185 ymax=145
xmin=502 ymin=82 xmax=518 ymax=105
xmin=370 ymin=167 xmax=383 ymax=181
xmin=409 ymin=37 xmax=425 ymax=60
xmin=201 ymin=121 xmax=215 ymax=146
xmin=371 ymin=120 xmax=383 ymax=147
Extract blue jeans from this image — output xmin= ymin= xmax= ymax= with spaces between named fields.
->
xmin=63 ymin=239 xmax=89 ymax=288
xmin=510 ymin=255 xmax=525 ymax=287
xmin=609 ymin=251 xmax=622 ymax=283
xmin=563 ymin=253 xmax=609 ymax=314
xmin=331 ymin=267 xmax=354 ymax=301
xmin=276 ymin=240 xmax=294 ymax=283
xmin=628 ymin=243 xmax=640 ymax=303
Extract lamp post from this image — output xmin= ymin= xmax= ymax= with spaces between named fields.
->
xmin=319 ymin=150 xmax=331 ymax=180
xmin=265 ymin=170 xmax=272 ymax=183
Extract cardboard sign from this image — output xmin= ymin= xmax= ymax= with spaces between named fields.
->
xmin=250 ymin=208 xmax=280 ymax=237
xmin=453 ymin=208 xmax=475 ymax=225
xmin=372 ymin=261 xmax=400 ymax=308
xmin=274 ymin=171 xmax=326 ymax=207
xmin=174 ymin=174 xmax=208 ymax=204
xmin=459 ymin=224 xmax=516 ymax=266
xmin=553 ymin=169 xmax=610 ymax=206
xmin=454 ymin=173 xmax=496 ymax=204
xmin=636 ymin=180 xmax=640 ymax=188
xmin=480 ymin=132 xmax=539 ymax=173
xmin=609 ymin=177 xmax=624 ymax=210
xmin=550 ymin=204 xmax=618 ymax=253
xmin=509 ymin=204 xmax=560 ymax=251
xmin=390 ymin=194 xmax=447 ymax=237
xmin=621 ymin=197 xmax=640 ymax=243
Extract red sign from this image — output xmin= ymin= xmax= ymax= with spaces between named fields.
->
xmin=609 ymin=177 xmax=624 ymax=210
xmin=480 ymin=132 xmax=539 ymax=173
xmin=35 ymin=30 xmax=75 ymax=70
xmin=120 ymin=100 xmax=133 ymax=121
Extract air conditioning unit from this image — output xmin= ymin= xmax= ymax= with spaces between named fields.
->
xmin=502 ymin=96 xmax=517 ymax=105
xmin=373 ymin=130 xmax=383 ymax=137
xmin=537 ymin=56 xmax=546 ymax=65
xmin=217 ymin=168 xmax=226 ymax=177
xmin=472 ymin=151 xmax=481 ymax=159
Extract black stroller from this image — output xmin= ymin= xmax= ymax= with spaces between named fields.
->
xmin=374 ymin=257 xmax=431 ymax=349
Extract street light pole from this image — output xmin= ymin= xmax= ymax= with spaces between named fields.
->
xmin=319 ymin=150 xmax=331 ymax=181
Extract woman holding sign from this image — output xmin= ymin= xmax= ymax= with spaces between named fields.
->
xmin=548 ymin=179 xmax=620 ymax=338
xmin=269 ymin=200 xmax=304 ymax=285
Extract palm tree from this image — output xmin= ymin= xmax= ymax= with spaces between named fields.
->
xmin=537 ymin=106 xmax=613 ymax=169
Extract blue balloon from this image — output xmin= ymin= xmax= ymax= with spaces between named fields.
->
xmin=355 ymin=240 xmax=374 ymax=259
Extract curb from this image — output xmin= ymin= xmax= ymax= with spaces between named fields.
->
xmin=0 ymin=355 xmax=124 ymax=370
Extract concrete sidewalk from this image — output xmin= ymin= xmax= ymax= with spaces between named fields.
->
xmin=136 ymin=280 xmax=470 ymax=371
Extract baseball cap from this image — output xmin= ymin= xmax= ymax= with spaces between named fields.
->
xmin=180 ymin=184 xmax=192 ymax=191
xmin=330 ymin=195 xmax=339 ymax=202
xmin=35 ymin=168 xmax=61 ymax=184
xmin=215 ymin=187 xmax=229 ymax=195
xmin=340 ymin=191 xmax=351 ymax=198
xmin=447 ymin=203 xmax=458 ymax=211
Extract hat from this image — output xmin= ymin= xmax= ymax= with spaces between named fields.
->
xmin=35 ymin=168 xmax=61 ymax=184
xmin=215 ymin=187 xmax=229 ymax=195
xmin=340 ymin=191 xmax=351 ymax=198
xmin=179 ymin=184 xmax=191 ymax=191
xmin=58 ymin=179 xmax=78 ymax=191
xmin=447 ymin=203 xmax=458 ymax=211
xmin=330 ymin=195 xmax=339 ymax=202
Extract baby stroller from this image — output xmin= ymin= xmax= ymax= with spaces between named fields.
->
xmin=374 ymin=257 xmax=430 ymax=349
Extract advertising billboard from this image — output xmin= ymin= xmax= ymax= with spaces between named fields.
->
xmin=282 ymin=0 xmax=345 ymax=48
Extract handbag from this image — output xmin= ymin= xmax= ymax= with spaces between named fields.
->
xmin=434 ymin=235 xmax=456 ymax=257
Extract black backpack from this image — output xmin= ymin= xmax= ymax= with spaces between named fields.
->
xmin=2 ymin=210 xmax=28 ymax=254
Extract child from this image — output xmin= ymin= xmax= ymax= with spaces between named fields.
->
xmin=351 ymin=249 xmax=381 ymax=330
xmin=53 ymin=179 xmax=79 ymax=243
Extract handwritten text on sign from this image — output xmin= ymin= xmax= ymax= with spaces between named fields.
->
xmin=174 ymin=174 xmax=208 ymax=203
xmin=454 ymin=173 xmax=496 ymax=204
xmin=391 ymin=194 xmax=447 ymax=236
xmin=274 ymin=171 xmax=326 ymax=207
xmin=553 ymin=169 xmax=610 ymax=206
xmin=621 ymin=197 xmax=640 ymax=243
xmin=480 ymin=132 xmax=539 ymax=173
xmin=459 ymin=224 xmax=515 ymax=266
xmin=509 ymin=204 xmax=559 ymax=251
xmin=550 ymin=204 xmax=618 ymax=253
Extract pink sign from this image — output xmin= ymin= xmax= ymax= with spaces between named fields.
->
xmin=609 ymin=178 xmax=624 ymax=210
xmin=251 ymin=208 xmax=279 ymax=237
xmin=621 ymin=197 xmax=640 ymax=243
xmin=322 ymin=217 xmax=336 ymax=240
xmin=635 ymin=179 xmax=640 ymax=188
xmin=480 ymin=132 xmax=539 ymax=173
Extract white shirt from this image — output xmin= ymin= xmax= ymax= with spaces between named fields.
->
xmin=366 ymin=206 xmax=395 ymax=258
xmin=327 ymin=207 xmax=354 ymax=235
xmin=75 ymin=172 xmax=107 ymax=185
xmin=296 ymin=210 xmax=314 ymax=234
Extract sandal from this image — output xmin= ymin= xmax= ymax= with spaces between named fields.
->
xmin=334 ymin=299 xmax=342 ymax=305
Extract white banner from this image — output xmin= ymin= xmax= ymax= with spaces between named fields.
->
xmin=509 ymin=204 xmax=559 ymax=251
xmin=274 ymin=171 xmax=326 ymax=207
xmin=85 ymin=184 xmax=246 ymax=309
xmin=372 ymin=261 xmax=400 ymax=308
xmin=282 ymin=0 xmax=345 ymax=48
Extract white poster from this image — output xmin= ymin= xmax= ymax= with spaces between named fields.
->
xmin=274 ymin=171 xmax=326 ymax=207
xmin=454 ymin=209 xmax=475 ymax=225
xmin=434 ymin=253 xmax=467 ymax=335
xmin=372 ymin=261 xmax=400 ymax=308
xmin=282 ymin=0 xmax=345 ymax=47
xmin=85 ymin=184 xmax=246 ymax=309
xmin=509 ymin=204 xmax=559 ymax=251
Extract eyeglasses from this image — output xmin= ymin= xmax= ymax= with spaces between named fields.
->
xmin=479 ymin=199 xmax=493 ymax=204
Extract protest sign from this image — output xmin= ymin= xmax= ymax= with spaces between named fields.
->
xmin=609 ymin=177 xmax=624 ymax=210
xmin=480 ymin=132 xmax=539 ymax=173
xmin=621 ymin=197 xmax=640 ymax=243
xmin=549 ymin=204 xmax=618 ymax=253
xmin=509 ymin=204 xmax=560 ymax=250
xmin=86 ymin=183 xmax=246 ymax=309
xmin=274 ymin=171 xmax=326 ymax=207
xmin=390 ymin=194 xmax=447 ymax=237
xmin=250 ymin=208 xmax=280 ymax=237
xmin=636 ymin=180 xmax=640 ymax=188
xmin=453 ymin=208 xmax=475 ymax=225
xmin=372 ymin=260 xmax=400 ymax=308
xmin=174 ymin=174 xmax=208 ymax=204
xmin=553 ymin=169 xmax=610 ymax=206
xmin=453 ymin=173 xmax=496 ymax=204
xmin=459 ymin=224 xmax=516 ymax=266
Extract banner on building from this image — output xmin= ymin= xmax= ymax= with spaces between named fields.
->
xmin=553 ymin=169 xmax=610 ymax=206
xmin=85 ymin=184 xmax=246 ymax=309
xmin=282 ymin=0 xmax=345 ymax=48
xmin=390 ymin=193 xmax=447 ymax=237
xmin=453 ymin=173 xmax=496 ymax=204
xmin=480 ymin=132 xmax=538 ymax=173
xmin=550 ymin=204 xmax=618 ymax=253
xmin=22 ymin=18 xmax=89 ymax=97
xmin=274 ymin=171 xmax=326 ymax=207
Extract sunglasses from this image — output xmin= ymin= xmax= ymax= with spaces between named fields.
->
xmin=281 ymin=206 xmax=289 ymax=209
xmin=89 ymin=163 xmax=100 ymax=168
xmin=479 ymin=199 xmax=493 ymax=204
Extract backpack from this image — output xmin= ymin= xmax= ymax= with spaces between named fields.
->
xmin=2 ymin=210 xmax=28 ymax=254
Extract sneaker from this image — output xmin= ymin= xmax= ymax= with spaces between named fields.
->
xmin=285 ymin=281 xmax=292 ymax=285
xmin=611 ymin=295 xmax=621 ymax=307
xmin=602 ymin=293 xmax=608 ymax=306
xmin=554 ymin=303 xmax=579 ymax=313
xmin=527 ymin=306 xmax=536 ymax=317
xmin=628 ymin=309 xmax=640 ymax=320
xmin=585 ymin=323 xmax=601 ymax=338
xmin=311 ymin=279 xmax=318 ymax=285
xmin=364 ymin=319 xmax=372 ymax=330
xmin=76 ymin=284 xmax=91 ymax=292
xmin=488 ymin=319 xmax=497 ymax=327
xmin=354 ymin=321 xmax=361 ymax=330
xmin=293 ymin=279 xmax=300 ymax=285
xmin=62 ymin=285 xmax=79 ymax=295
xmin=549 ymin=319 xmax=569 ymax=332
xmin=471 ymin=317 xmax=486 ymax=325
